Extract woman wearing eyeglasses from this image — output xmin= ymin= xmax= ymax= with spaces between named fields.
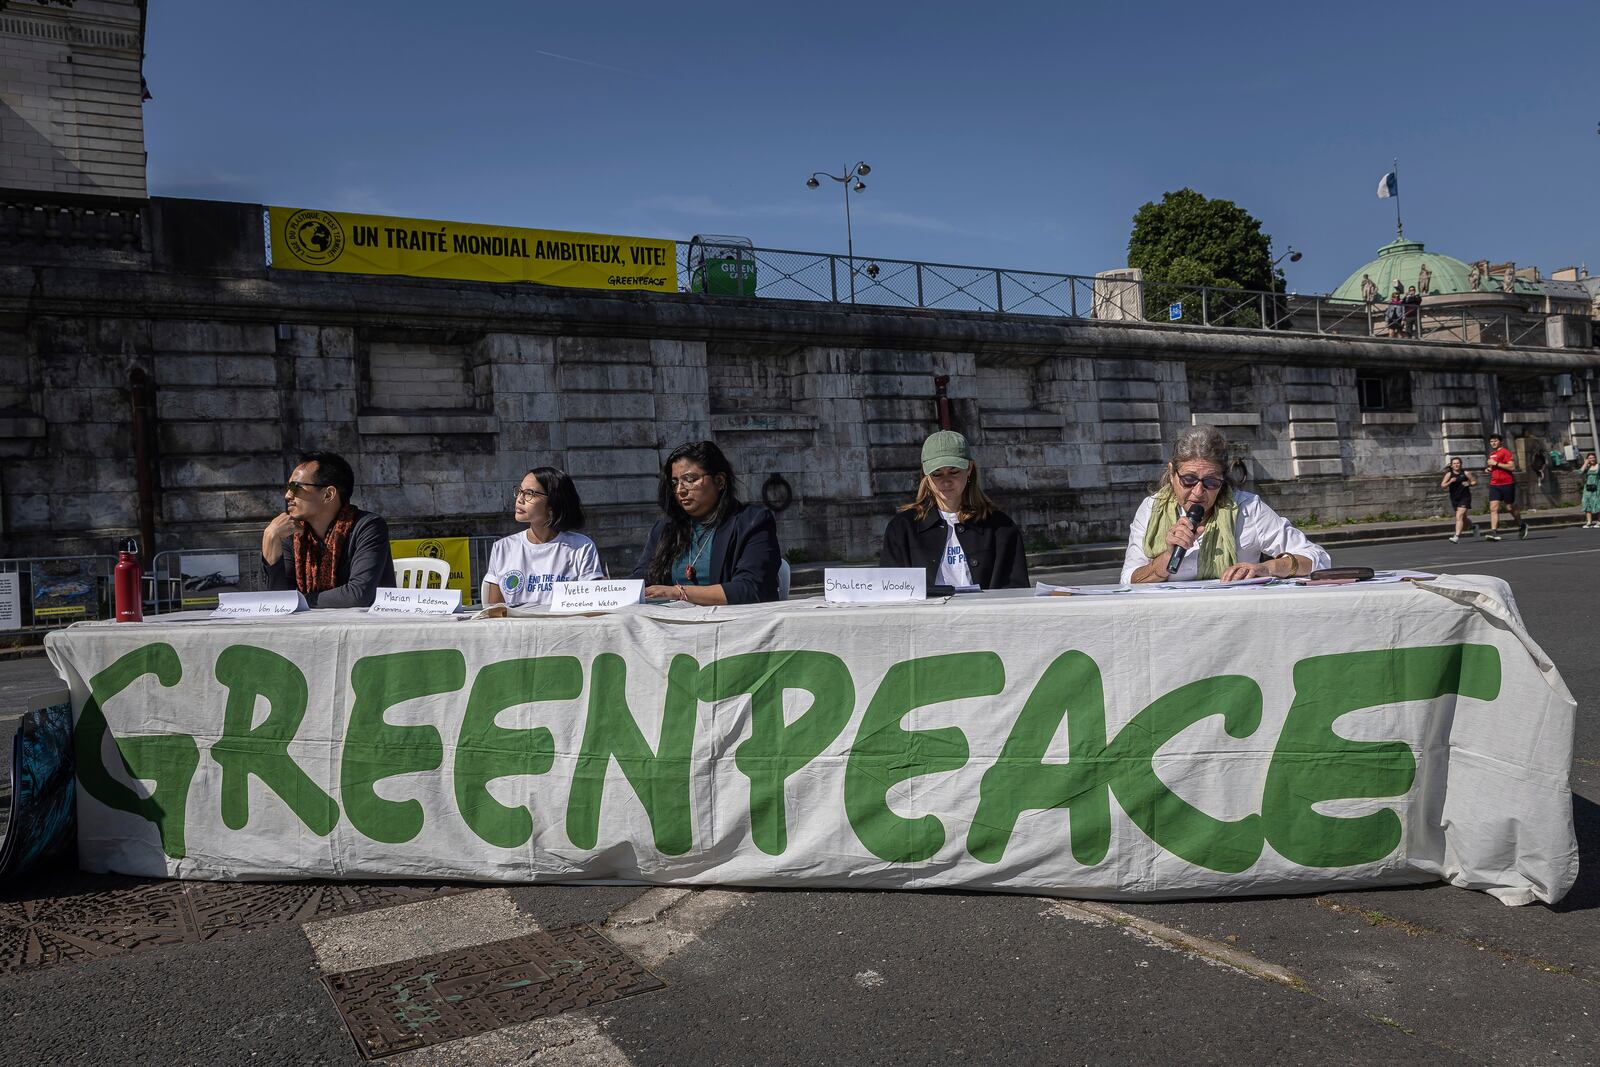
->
xmin=632 ymin=440 xmax=781 ymax=604
xmin=483 ymin=467 xmax=604 ymax=605
xmin=1121 ymin=425 xmax=1330 ymax=583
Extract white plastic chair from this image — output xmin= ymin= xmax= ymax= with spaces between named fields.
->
xmin=778 ymin=558 xmax=791 ymax=601
xmin=393 ymin=556 xmax=450 ymax=590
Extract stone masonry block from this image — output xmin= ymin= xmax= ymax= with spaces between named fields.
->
xmin=481 ymin=333 xmax=555 ymax=364
xmin=1290 ymin=440 xmax=1342 ymax=459
xmin=557 ymin=336 xmax=652 ymax=364
xmin=152 ymin=321 xmax=275 ymax=355
xmin=1292 ymin=458 xmax=1345 ymax=477
xmin=1099 ymin=401 xmax=1160 ymax=421
xmin=1288 ymin=404 xmax=1337 ymax=421
xmin=161 ymin=455 xmax=282 ymax=489
xmin=655 ymin=366 xmax=707 ymax=394
xmin=562 ymin=393 xmax=653 ymax=421
xmin=570 ymin=475 xmax=658 ymax=507
xmin=563 ymin=448 xmax=660 ymax=478
xmin=1289 ymin=421 xmax=1339 ymax=439
xmin=1101 ymin=421 xmax=1164 ymax=443
xmin=1104 ymin=443 xmax=1164 ymax=464
xmin=156 ymin=354 xmax=218 ymax=386
xmin=158 ymin=387 xmax=278 ymax=421
xmin=650 ymin=339 xmax=705 ymax=368
xmin=1094 ymin=379 xmax=1158 ymax=401
xmin=559 ymin=420 xmax=658 ymax=449
xmin=216 ymin=355 xmax=277 ymax=386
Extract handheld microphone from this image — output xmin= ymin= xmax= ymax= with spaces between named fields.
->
xmin=1166 ymin=504 xmax=1207 ymax=575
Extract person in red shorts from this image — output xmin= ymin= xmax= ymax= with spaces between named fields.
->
xmin=1483 ymin=432 xmax=1528 ymax=541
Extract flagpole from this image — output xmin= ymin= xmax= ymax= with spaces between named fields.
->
xmin=1393 ymin=157 xmax=1402 ymax=238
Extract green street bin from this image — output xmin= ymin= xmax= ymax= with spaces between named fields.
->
xmin=691 ymin=255 xmax=758 ymax=296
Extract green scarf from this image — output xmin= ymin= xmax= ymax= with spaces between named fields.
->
xmin=1140 ymin=485 xmax=1240 ymax=579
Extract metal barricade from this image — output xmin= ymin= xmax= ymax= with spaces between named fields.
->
xmin=0 ymin=555 xmax=117 ymax=638
xmin=145 ymin=547 xmax=262 ymax=615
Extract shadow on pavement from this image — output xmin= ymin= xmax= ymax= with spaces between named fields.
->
xmin=1554 ymin=792 xmax=1597 ymax=913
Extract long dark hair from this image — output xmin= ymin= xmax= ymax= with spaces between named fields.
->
xmin=526 ymin=467 xmax=585 ymax=532
xmin=647 ymin=441 xmax=740 ymax=585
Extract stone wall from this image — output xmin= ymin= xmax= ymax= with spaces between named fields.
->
xmin=0 ymin=0 xmax=146 ymax=199
xmin=2 ymin=198 xmax=1598 ymax=575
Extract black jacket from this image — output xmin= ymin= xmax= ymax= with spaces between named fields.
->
xmin=630 ymin=502 xmax=781 ymax=604
xmin=262 ymin=506 xmax=396 ymax=608
xmin=879 ymin=507 xmax=1030 ymax=593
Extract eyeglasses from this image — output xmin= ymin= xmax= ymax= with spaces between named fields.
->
xmin=1175 ymin=473 xmax=1225 ymax=491
xmin=668 ymin=472 xmax=709 ymax=490
xmin=514 ymin=488 xmax=547 ymax=503
xmin=285 ymin=481 xmax=329 ymax=495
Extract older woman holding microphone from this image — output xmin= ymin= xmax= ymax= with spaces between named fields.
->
xmin=1121 ymin=425 xmax=1330 ymax=583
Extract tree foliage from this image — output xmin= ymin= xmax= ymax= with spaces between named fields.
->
xmin=1127 ymin=189 xmax=1279 ymax=294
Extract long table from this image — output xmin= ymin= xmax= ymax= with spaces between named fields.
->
xmin=44 ymin=576 xmax=1579 ymax=905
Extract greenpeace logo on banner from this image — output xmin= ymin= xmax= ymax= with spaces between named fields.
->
xmin=75 ymin=641 xmax=1500 ymax=871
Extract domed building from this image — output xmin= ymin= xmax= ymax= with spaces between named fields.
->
xmin=1331 ymin=235 xmax=1541 ymax=309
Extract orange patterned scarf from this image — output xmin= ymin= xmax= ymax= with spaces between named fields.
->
xmin=293 ymin=504 xmax=357 ymax=596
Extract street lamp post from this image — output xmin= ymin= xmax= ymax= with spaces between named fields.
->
xmin=807 ymin=161 xmax=870 ymax=303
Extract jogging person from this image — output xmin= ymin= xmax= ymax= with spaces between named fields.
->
xmin=1440 ymin=457 xmax=1477 ymax=543
xmin=1483 ymin=433 xmax=1528 ymax=541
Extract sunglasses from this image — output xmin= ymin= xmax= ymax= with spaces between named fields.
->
xmin=1175 ymin=473 xmax=1225 ymax=491
xmin=285 ymin=480 xmax=329 ymax=495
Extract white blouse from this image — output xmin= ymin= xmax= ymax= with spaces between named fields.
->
xmin=1120 ymin=490 xmax=1332 ymax=583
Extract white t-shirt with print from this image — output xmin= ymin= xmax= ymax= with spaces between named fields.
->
xmin=936 ymin=511 xmax=974 ymax=588
xmin=484 ymin=530 xmax=604 ymax=606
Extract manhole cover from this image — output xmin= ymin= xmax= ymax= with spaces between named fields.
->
xmin=322 ymin=923 xmax=665 ymax=1059
xmin=0 ymin=875 xmax=466 ymax=975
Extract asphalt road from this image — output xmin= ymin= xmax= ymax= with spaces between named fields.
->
xmin=1 ymin=527 xmax=1595 ymax=1066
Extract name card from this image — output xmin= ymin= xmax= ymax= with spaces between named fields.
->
xmin=368 ymin=586 xmax=462 ymax=616
xmin=824 ymin=567 xmax=926 ymax=603
xmin=549 ymin=579 xmax=645 ymax=614
xmin=211 ymin=591 xmax=309 ymax=618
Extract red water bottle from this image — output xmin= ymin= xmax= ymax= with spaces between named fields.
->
xmin=114 ymin=538 xmax=143 ymax=622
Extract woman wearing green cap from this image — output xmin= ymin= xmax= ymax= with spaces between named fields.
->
xmin=879 ymin=429 xmax=1029 ymax=592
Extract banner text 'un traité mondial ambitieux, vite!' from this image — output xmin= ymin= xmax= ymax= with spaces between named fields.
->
xmin=266 ymin=206 xmax=678 ymax=292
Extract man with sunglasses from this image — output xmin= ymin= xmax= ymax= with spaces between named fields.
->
xmin=1121 ymin=426 xmax=1330 ymax=584
xmin=261 ymin=451 xmax=396 ymax=607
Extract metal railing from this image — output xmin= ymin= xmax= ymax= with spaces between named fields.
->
xmin=676 ymin=242 xmax=1586 ymax=350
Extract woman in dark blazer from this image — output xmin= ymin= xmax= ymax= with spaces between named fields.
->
xmin=632 ymin=440 xmax=781 ymax=604
xmin=879 ymin=430 xmax=1029 ymax=592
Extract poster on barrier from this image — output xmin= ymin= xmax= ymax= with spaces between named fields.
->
xmin=29 ymin=559 xmax=99 ymax=621
xmin=179 ymin=552 xmax=242 ymax=608
xmin=0 ymin=572 xmax=19 ymax=630
xmin=389 ymin=537 xmax=472 ymax=601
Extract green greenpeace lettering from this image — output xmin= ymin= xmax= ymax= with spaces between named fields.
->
xmin=701 ymin=651 xmax=855 ymax=855
xmin=845 ymin=652 xmax=1004 ymax=863
xmin=1105 ymin=674 xmax=1264 ymax=872
xmin=341 ymin=649 xmax=464 ymax=844
xmin=213 ymin=645 xmax=337 ymax=835
xmin=1263 ymin=643 xmax=1501 ymax=868
xmin=968 ymin=652 xmax=1263 ymax=872
xmin=566 ymin=653 xmax=699 ymax=855
xmin=72 ymin=640 xmax=1504 ymax=875
xmin=968 ymin=650 xmax=1113 ymax=866
xmin=454 ymin=657 xmax=579 ymax=849
xmin=75 ymin=643 xmax=199 ymax=859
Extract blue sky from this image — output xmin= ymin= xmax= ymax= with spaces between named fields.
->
xmin=143 ymin=1 xmax=1598 ymax=295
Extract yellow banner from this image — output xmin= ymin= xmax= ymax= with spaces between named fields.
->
xmin=268 ymin=206 xmax=678 ymax=292
xmin=389 ymin=537 xmax=474 ymax=602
